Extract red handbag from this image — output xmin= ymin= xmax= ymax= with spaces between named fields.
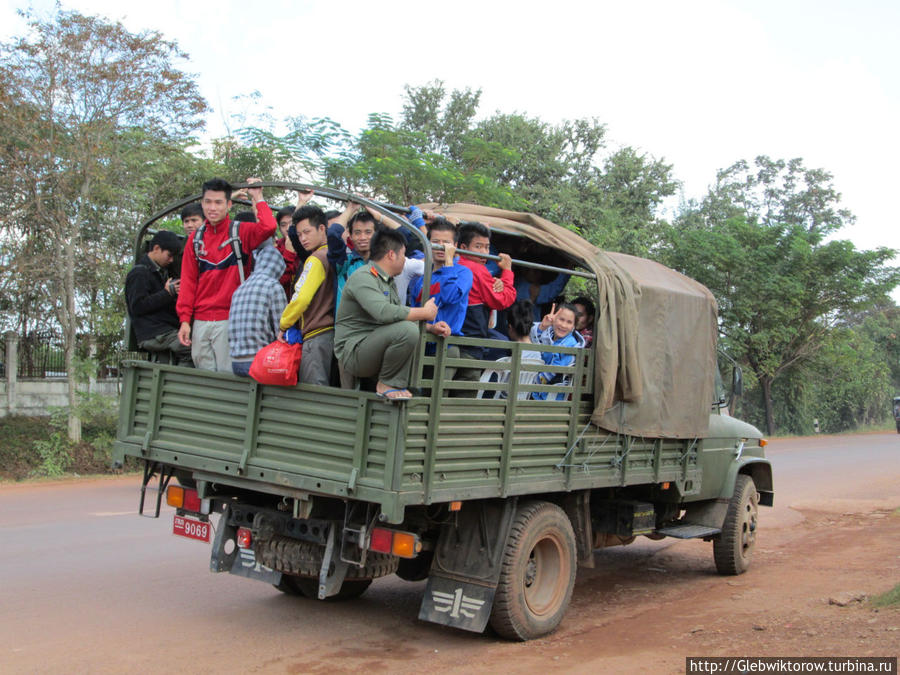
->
xmin=249 ymin=341 xmax=302 ymax=386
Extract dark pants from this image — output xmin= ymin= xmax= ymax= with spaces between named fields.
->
xmin=299 ymin=331 xmax=334 ymax=386
xmin=139 ymin=329 xmax=193 ymax=367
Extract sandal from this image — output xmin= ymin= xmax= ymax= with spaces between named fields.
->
xmin=376 ymin=388 xmax=412 ymax=403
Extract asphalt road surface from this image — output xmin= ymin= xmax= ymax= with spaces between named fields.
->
xmin=1 ymin=432 xmax=897 ymax=674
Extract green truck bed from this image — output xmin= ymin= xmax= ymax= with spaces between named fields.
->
xmin=114 ymin=335 xmax=717 ymax=523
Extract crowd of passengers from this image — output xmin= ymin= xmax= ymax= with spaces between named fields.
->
xmin=125 ymin=178 xmax=596 ymax=401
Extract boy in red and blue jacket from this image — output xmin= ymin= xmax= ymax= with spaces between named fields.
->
xmin=177 ymin=177 xmax=277 ymax=371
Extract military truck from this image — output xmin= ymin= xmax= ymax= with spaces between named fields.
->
xmin=113 ymin=183 xmax=772 ymax=640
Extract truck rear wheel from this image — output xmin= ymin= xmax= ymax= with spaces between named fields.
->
xmin=713 ymin=474 xmax=759 ymax=575
xmin=489 ymin=501 xmax=576 ymax=641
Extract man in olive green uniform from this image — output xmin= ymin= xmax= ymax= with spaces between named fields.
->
xmin=335 ymin=229 xmax=437 ymax=401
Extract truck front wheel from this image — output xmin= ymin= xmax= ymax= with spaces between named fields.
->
xmin=713 ymin=474 xmax=759 ymax=575
xmin=489 ymin=501 xmax=576 ymax=641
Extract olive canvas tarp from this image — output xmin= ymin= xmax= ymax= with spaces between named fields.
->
xmin=420 ymin=204 xmax=718 ymax=439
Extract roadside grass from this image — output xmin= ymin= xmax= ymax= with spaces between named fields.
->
xmin=0 ymin=415 xmax=43 ymax=479
xmin=0 ymin=410 xmax=137 ymax=481
xmin=769 ymin=419 xmax=897 ymax=440
xmin=869 ymin=583 xmax=900 ymax=608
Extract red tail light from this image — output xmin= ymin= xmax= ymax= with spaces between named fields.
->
xmin=237 ymin=527 xmax=252 ymax=549
xmin=183 ymin=489 xmax=202 ymax=513
xmin=370 ymin=527 xmax=393 ymax=554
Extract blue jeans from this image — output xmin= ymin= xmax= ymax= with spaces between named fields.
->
xmin=232 ymin=360 xmax=252 ymax=377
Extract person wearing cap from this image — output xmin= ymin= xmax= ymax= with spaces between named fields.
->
xmin=125 ymin=230 xmax=193 ymax=366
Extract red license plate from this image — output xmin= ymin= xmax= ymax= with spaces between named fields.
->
xmin=173 ymin=515 xmax=211 ymax=543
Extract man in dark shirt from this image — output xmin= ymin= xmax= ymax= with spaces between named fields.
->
xmin=125 ymin=230 xmax=192 ymax=366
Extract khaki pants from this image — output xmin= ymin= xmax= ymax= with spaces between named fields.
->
xmin=191 ymin=320 xmax=231 ymax=372
xmin=339 ymin=322 xmax=418 ymax=390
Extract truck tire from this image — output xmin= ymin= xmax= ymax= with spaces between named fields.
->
xmin=273 ymin=574 xmax=305 ymax=596
xmin=274 ymin=575 xmax=372 ymax=600
xmin=300 ymin=577 xmax=372 ymax=600
xmin=396 ymin=550 xmax=434 ymax=582
xmin=255 ymin=535 xmax=398 ymax=579
xmin=713 ymin=474 xmax=759 ymax=575
xmin=489 ymin=501 xmax=576 ymax=641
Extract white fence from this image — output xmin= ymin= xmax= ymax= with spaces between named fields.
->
xmin=2 ymin=332 xmax=120 ymax=417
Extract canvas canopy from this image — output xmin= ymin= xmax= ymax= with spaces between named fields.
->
xmin=421 ymin=203 xmax=718 ymax=439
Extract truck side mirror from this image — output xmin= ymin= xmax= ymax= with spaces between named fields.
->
xmin=732 ymin=367 xmax=743 ymax=398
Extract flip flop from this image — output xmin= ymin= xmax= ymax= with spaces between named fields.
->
xmin=377 ymin=388 xmax=412 ymax=403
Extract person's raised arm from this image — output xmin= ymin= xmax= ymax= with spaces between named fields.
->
xmin=334 ymin=200 xmax=359 ymax=228
xmin=540 ymin=304 xmax=557 ymax=331
xmin=534 ymin=272 xmax=571 ymax=305
xmin=364 ymin=203 xmax=392 ymax=228
xmin=423 ymin=210 xmax=460 ymax=227
xmin=296 ymin=189 xmax=314 ymax=208
xmin=483 ymin=253 xmax=517 ymax=309
xmin=241 ymin=177 xmax=277 ymax=248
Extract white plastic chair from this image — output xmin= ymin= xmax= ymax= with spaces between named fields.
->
xmin=476 ymin=357 xmax=544 ymax=400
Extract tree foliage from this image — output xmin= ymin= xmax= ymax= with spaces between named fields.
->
xmin=230 ymin=80 xmax=677 ymax=256
xmin=0 ymin=8 xmax=208 ymax=439
xmin=665 ymin=157 xmax=899 ymax=435
xmin=808 ymin=325 xmax=894 ymax=432
xmin=1 ymin=22 xmax=894 ymax=444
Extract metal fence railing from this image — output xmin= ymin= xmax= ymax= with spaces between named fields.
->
xmin=17 ymin=330 xmax=67 ymax=378
xmin=4 ymin=330 xmax=134 ymax=379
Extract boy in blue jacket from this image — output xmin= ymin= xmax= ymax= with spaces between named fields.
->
xmin=408 ymin=219 xmax=473 ymax=351
xmin=530 ymin=303 xmax=585 ymax=400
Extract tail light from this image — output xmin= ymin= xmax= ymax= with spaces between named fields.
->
xmin=368 ymin=527 xmax=421 ymax=558
xmin=165 ymin=486 xmax=210 ymax=514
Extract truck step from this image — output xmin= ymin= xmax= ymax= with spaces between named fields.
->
xmin=655 ymin=524 xmax=721 ymax=539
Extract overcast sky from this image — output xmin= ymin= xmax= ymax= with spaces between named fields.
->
xmin=3 ymin=0 xmax=898 ymax=282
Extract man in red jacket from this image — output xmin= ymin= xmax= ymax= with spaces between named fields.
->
xmin=176 ymin=177 xmax=277 ymax=371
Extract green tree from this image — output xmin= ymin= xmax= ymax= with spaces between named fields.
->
xmin=856 ymin=305 xmax=900 ymax=389
xmin=0 ymin=8 xmax=207 ymax=440
xmin=228 ymin=80 xmax=677 ymax=255
xmin=665 ymin=158 xmax=899 ymax=435
xmin=400 ymin=80 xmax=481 ymax=161
xmin=807 ymin=326 xmax=894 ymax=432
xmin=586 ymin=147 xmax=677 ymax=255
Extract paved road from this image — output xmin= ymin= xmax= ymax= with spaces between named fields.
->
xmin=1 ymin=432 xmax=897 ymax=673
xmin=764 ymin=432 xmax=900 ymax=526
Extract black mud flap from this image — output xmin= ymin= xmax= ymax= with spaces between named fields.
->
xmin=420 ymin=576 xmax=495 ymax=632
xmin=210 ymin=506 xmax=282 ymax=586
xmin=418 ymin=498 xmax=517 ymax=633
